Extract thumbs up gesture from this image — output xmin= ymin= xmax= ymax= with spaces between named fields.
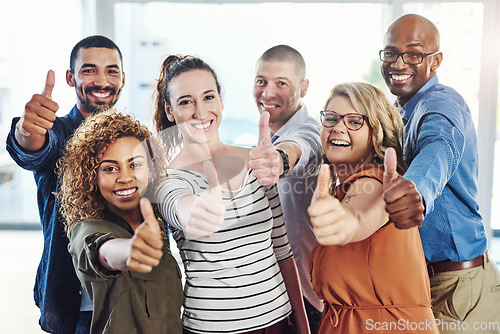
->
xmin=15 ymin=70 xmax=59 ymax=151
xmin=382 ymin=147 xmax=425 ymax=229
xmin=307 ymin=165 xmax=358 ymax=246
xmin=249 ymin=112 xmax=283 ymax=185
xmin=177 ymin=160 xmax=226 ymax=238
xmin=126 ymin=198 xmax=164 ymax=273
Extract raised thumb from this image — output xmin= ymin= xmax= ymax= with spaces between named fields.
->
xmin=203 ymin=160 xmax=222 ymax=201
xmin=314 ymin=164 xmax=331 ymax=201
xmin=383 ymin=147 xmax=399 ymax=191
xmin=140 ymin=198 xmax=161 ymax=237
xmin=42 ymin=70 xmax=55 ymax=100
xmin=257 ymin=111 xmax=271 ymax=146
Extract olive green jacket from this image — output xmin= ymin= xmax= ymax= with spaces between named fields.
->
xmin=68 ymin=210 xmax=183 ymax=334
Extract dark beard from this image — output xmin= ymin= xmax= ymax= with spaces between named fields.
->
xmin=77 ymin=86 xmax=121 ymax=114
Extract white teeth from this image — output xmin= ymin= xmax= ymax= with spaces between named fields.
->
xmin=92 ymin=91 xmax=111 ymax=98
xmin=192 ymin=121 xmax=211 ymax=130
xmin=330 ymin=139 xmax=350 ymax=146
xmin=115 ymin=188 xmax=136 ymax=196
xmin=262 ymin=103 xmax=277 ymax=109
xmin=392 ymin=74 xmax=411 ymax=81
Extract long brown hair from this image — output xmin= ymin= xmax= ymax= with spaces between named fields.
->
xmin=153 ymin=55 xmax=222 ymax=159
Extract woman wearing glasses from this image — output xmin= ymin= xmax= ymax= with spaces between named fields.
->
xmin=307 ymin=82 xmax=437 ymax=334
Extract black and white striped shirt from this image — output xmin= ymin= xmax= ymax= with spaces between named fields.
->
xmin=156 ymin=168 xmax=293 ymax=333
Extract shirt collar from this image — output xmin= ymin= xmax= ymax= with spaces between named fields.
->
xmin=402 ymin=76 xmax=439 ymax=120
xmin=69 ymin=105 xmax=86 ymax=128
xmin=273 ymin=104 xmax=308 ymax=138
xmin=103 ymin=208 xmax=135 ymax=235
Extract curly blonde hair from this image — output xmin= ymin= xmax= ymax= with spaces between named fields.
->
xmin=57 ymin=109 xmax=168 ymax=236
xmin=322 ymin=82 xmax=407 ymax=189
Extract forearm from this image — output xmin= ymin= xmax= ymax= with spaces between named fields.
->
xmin=156 ymin=178 xmax=192 ymax=231
xmin=278 ymin=257 xmax=310 ymax=334
xmin=14 ymin=120 xmax=47 ymax=152
xmin=98 ymin=238 xmax=131 ymax=271
xmin=343 ymin=182 xmax=388 ymax=243
xmin=348 ymin=206 xmax=387 ymax=243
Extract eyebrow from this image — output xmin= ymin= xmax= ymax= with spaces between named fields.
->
xmin=255 ymin=75 xmax=290 ymax=81
xmin=99 ymin=155 xmax=146 ymax=165
xmin=406 ymin=42 xmax=424 ymax=48
xmin=80 ymin=63 xmax=121 ymax=70
xmin=384 ymin=42 xmax=424 ymax=50
xmin=176 ymin=90 xmax=216 ymax=102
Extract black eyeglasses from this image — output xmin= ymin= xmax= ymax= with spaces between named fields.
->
xmin=320 ymin=111 xmax=368 ymax=131
xmin=379 ymin=50 xmax=441 ymax=65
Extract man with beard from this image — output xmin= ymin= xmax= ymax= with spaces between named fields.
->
xmin=6 ymin=35 xmax=125 ymax=334
xmin=249 ymin=45 xmax=323 ymax=333
xmin=380 ymin=14 xmax=500 ymax=333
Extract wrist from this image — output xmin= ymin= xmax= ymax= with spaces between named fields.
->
xmin=276 ymin=148 xmax=290 ymax=177
xmin=16 ymin=122 xmax=32 ymax=137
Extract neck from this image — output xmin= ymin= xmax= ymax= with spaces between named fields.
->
xmin=108 ymin=206 xmax=142 ymax=231
xmin=269 ymin=104 xmax=301 ymax=136
xmin=78 ymin=108 xmax=92 ymax=119
xmin=397 ymin=97 xmax=408 ymax=108
xmin=180 ymin=136 xmax=226 ymax=163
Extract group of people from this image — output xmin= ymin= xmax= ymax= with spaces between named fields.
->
xmin=6 ymin=13 xmax=500 ymax=334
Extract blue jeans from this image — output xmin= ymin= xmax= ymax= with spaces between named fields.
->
xmin=75 ymin=311 xmax=92 ymax=334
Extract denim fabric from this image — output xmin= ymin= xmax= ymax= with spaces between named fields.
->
xmin=6 ymin=106 xmax=86 ymax=333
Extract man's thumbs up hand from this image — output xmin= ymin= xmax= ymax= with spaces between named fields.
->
xmin=18 ymin=70 xmax=59 ymax=138
xmin=382 ymin=147 xmax=425 ymax=229
xmin=249 ymin=111 xmax=283 ymax=185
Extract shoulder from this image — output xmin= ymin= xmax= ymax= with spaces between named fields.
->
xmin=345 ymin=164 xmax=384 ymax=184
xmin=282 ymin=115 xmax=320 ymax=135
xmin=68 ymin=218 xmax=131 ymax=252
xmin=347 ymin=176 xmax=383 ymax=195
xmin=71 ymin=219 xmax=121 ymax=236
xmin=337 ymin=165 xmax=384 ymax=197
xmin=164 ymin=169 xmax=204 ymax=184
xmin=414 ymin=84 xmax=471 ymax=128
xmin=160 ymin=169 xmax=207 ymax=193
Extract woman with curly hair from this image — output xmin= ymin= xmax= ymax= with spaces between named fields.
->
xmin=57 ymin=110 xmax=182 ymax=334
xmin=308 ymin=82 xmax=437 ymax=334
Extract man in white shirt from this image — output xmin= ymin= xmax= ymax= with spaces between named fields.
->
xmin=249 ymin=44 xmax=323 ymax=333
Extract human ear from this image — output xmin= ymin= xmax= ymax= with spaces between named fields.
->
xmin=165 ymin=103 xmax=175 ymax=122
xmin=66 ymin=70 xmax=75 ymax=87
xmin=300 ymin=79 xmax=310 ymax=98
xmin=430 ymin=52 xmax=443 ymax=73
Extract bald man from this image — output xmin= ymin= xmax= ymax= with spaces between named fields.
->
xmin=250 ymin=45 xmax=323 ymax=333
xmin=380 ymin=14 xmax=500 ymax=333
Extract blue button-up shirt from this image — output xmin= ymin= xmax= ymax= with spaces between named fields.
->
xmin=6 ymin=106 xmax=85 ymax=333
xmin=402 ymin=76 xmax=487 ymax=263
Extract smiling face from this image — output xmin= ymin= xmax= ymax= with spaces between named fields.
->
xmin=165 ymin=69 xmax=223 ymax=145
xmin=97 ymin=137 xmax=150 ymax=221
xmin=253 ymin=60 xmax=308 ymax=134
xmin=66 ymin=47 xmax=125 ymax=117
xmin=381 ymin=15 xmax=442 ymax=106
xmin=321 ymin=95 xmax=373 ymax=179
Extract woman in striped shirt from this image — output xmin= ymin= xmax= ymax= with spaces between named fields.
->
xmin=152 ymin=55 xmax=309 ymax=334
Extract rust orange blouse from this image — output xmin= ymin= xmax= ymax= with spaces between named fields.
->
xmin=309 ymin=164 xmax=438 ymax=334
